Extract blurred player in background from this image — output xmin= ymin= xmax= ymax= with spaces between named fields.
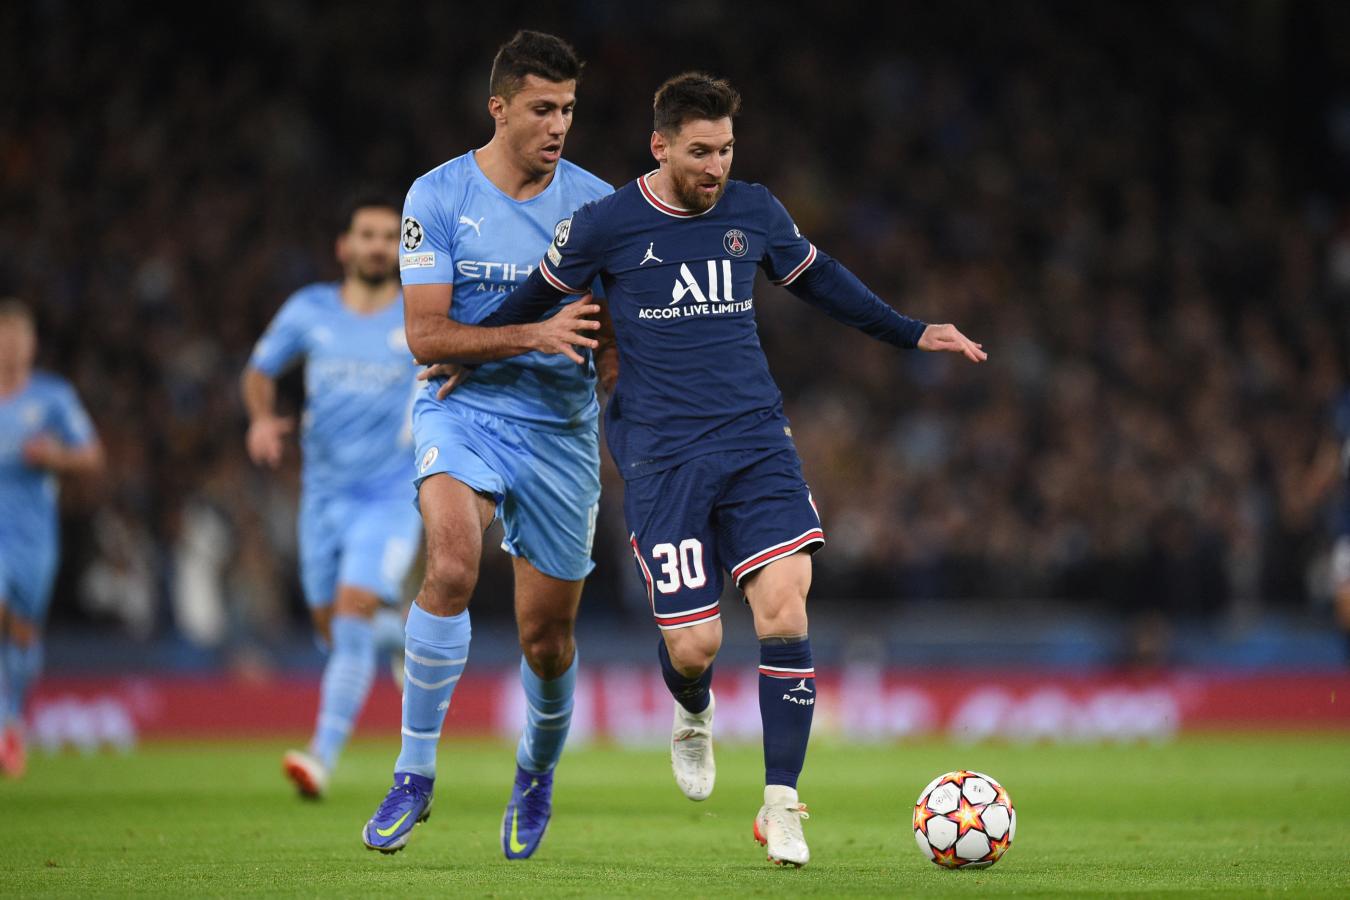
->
xmin=242 ymin=195 xmax=420 ymax=798
xmin=359 ymin=31 xmax=611 ymax=859
xmin=0 ymin=300 xmax=103 ymax=778
xmin=473 ymin=73 xmax=986 ymax=866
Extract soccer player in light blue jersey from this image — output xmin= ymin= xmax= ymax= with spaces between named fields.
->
xmin=360 ymin=31 xmax=612 ymax=859
xmin=0 ymin=300 xmax=103 ymax=778
xmin=243 ymin=196 xmax=422 ymax=799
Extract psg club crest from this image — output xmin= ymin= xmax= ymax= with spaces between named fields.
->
xmin=402 ymin=217 xmax=424 ymax=252
xmin=723 ymin=228 xmax=748 ymax=257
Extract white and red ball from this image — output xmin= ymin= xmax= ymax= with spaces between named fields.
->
xmin=913 ymin=770 xmax=1015 ymax=869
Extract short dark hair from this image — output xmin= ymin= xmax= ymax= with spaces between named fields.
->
xmin=653 ymin=72 xmax=742 ymax=135
xmin=340 ymin=190 xmax=400 ymax=233
xmin=0 ymin=297 xmax=35 ymax=326
xmin=489 ymin=30 xmax=583 ymax=100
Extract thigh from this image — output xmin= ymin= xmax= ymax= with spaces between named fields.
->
xmin=298 ymin=492 xmax=341 ymax=609
xmin=625 ymin=458 xmax=724 ymax=632
xmin=499 ymin=422 xmax=601 ymax=583
xmin=716 ymin=448 xmax=825 ymax=590
xmin=412 ymin=396 xmax=508 ymax=508
xmin=418 ymin=472 xmax=496 ymax=579
xmin=339 ymin=498 xmax=425 ymax=603
xmin=0 ymin=540 xmax=58 ymax=625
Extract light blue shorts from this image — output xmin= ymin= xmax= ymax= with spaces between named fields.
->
xmin=0 ymin=536 xmax=58 ymax=622
xmin=298 ymin=491 xmax=423 ymax=609
xmin=412 ymin=399 xmax=600 ymax=582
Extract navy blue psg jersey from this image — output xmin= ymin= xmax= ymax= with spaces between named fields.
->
xmin=536 ymin=173 xmax=817 ymax=477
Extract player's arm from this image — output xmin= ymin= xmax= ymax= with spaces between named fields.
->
xmin=23 ymin=384 xmax=104 ymax=475
xmin=241 ymin=366 xmax=293 ymax=469
xmin=404 ymin=280 xmax=599 ymax=367
xmin=785 ymin=252 xmax=985 ymax=362
xmin=21 ymin=434 xmax=103 ymax=475
xmin=761 ymin=189 xmax=984 ymax=362
xmin=593 ymin=296 xmax=619 ymax=395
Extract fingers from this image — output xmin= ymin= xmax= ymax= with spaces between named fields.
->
xmin=561 ymin=345 xmax=586 ymax=365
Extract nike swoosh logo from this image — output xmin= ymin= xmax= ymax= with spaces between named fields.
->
xmin=375 ymin=810 xmax=412 ymax=838
xmin=509 ymin=809 xmax=529 ymax=854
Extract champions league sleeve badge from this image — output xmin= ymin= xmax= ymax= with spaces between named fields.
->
xmin=402 ymin=216 xmax=424 ymax=252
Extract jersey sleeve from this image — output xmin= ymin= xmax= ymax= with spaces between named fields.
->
xmin=52 ymin=381 xmax=96 ymax=449
xmin=537 ymin=200 xmax=606 ymax=295
xmin=249 ymin=294 xmax=309 ymax=376
xmin=398 ymin=179 xmax=457 ymax=286
xmin=758 ymin=188 xmax=818 ymax=285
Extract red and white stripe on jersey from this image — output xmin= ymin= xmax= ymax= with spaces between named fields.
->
xmin=637 ymin=171 xmax=714 ymax=219
xmin=630 ymin=535 xmax=655 ymax=608
xmin=730 ymin=527 xmax=825 ymax=585
xmin=654 ymin=601 xmax=721 ymax=631
xmin=758 ymin=664 xmax=815 ymax=679
xmin=773 ymin=244 xmax=818 ymax=286
xmin=539 ymin=257 xmax=587 ymax=294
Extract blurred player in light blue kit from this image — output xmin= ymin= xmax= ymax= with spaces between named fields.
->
xmin=242 ymin=196 xmax=422 ymax=798
xmin=360 ymin=31 xmax=612 ymax=859
xmin=0 ymin=300 xmax=103 ymax=778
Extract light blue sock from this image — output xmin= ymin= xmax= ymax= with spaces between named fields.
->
xmin=371 ymin=606 xmax=406 ymax=657
xmin=310 ymin=615 xmax=376 ymax=770
xmin=394 ymin=603 xmax=470 ymax=778
xmin=515 ymin=653 xmax=577 ymax=775
xmin=5 ymin=640 xmax=43 ymax=724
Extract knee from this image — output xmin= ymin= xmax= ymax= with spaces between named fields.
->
xmin=420 ymin=553 xmax=476 ymax=616
xmin=665 ymin=629 xmax=720 ymax=677
xmin=752 ymin=595 xmax=809 ymax=638
xmin=519 ymin=621 xmax=575 ymax=680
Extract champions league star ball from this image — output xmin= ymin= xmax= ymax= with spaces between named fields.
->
xmin=913 ymin=770 xmax=1016 ymax=869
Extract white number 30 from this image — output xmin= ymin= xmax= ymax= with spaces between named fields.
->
xmin=651 ymin=538 xmax=707 ymax=594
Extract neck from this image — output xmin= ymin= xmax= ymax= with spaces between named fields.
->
xmin=0 ymin=370 xmax=29 ymax=398
xmin=476 ymin=135 xmax=555 ymax=201
xmin=341 ymin=277 xmax=398 ymax=314
xmin=646 ymin=167 xmax=686 ymax=210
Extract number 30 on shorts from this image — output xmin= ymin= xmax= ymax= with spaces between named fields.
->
xmin=652 ymin=538 xmax=707 ymax=593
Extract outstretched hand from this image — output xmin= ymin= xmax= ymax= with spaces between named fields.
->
xmin=917 ymin=324 xmax=986 ymax=363
xmin=531 ymin=299 xmax=601 ymax=365
xmin=246 ymin=415 xmax=294 ymax=468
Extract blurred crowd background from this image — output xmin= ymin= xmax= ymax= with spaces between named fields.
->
xmin=4 ymin=0 xmax=1350 ymax=664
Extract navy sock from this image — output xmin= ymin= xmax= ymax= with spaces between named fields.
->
xmin=759 ymin=636 xmax=814 ymax=789
xmin=657 ymin=639 xmax=712 ymax=714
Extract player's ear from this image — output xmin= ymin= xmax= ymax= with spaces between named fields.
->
xmin=335 ymin=233 xmax=349 ymax=266
xmin=650 ymin=130 xmax=667 ymax=164
xmin=488 ymin=94 xmax=507 ymax=125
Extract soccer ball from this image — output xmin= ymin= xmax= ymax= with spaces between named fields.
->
xmin=913 ymin=770 xmax=1015 ymax=869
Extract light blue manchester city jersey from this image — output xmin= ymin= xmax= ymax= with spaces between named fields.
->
xmin=0 ymin=371 xmax=96 ymax=547
xmin=399 ymin=153 xmax=612 ymax=431
xmin=249 ymin=284 xmax=417 ymax=498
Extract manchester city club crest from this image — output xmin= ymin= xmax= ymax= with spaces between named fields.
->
xmin=723 ymin=228 xmax=748 ymax=257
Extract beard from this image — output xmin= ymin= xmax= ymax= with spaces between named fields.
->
xmin=354 ymin=259 xmax=397 ymax=286
xmin=670 ymin=169 xmax=726 ymax=212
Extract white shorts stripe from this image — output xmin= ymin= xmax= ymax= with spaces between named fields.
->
xmin=653 ymin=599 xmax=720 ymax=621
xmin=731 ymin=528 xmax=826 ymax=579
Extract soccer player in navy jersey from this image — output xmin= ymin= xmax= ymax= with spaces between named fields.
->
xmin=447 ymin=72 xmax=985 ymax=866
xmin=359 ymin=32 xmax=612 ymax=859
xmin=0 ymin=300 xmax=103 ymax=778
xmin=243 ymin=195 xmax=421 ymax=799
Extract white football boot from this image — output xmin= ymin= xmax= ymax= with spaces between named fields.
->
xmin=282 ymin=749 xmax=329 ymax=799
xmin=754 ymin=784 xmax=811 ymax=867
xmin=671 ymin=690 xmax=715 ymax=801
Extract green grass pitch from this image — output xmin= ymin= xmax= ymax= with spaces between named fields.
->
xmin=2 ymin=734 xmax=1348 ymax=896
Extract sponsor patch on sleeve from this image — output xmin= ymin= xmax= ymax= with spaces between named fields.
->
xmin=400 ymin=252 xmax=436 ymax=270
xmin=547 ymin=244 xmax=562 ymax=266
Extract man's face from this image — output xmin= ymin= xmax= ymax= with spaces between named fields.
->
xmin=496 ymin=75 xmax=577 ymax=179
xmin=337 ymin=207 xmax=400 ymax=284
xmin=657 ymin=117 xmax=734 ymax=212
xmin=0 ymin=317 xmax=36 ymax=382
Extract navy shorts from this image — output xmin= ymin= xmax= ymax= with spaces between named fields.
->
xmin=625 ymin=447 xmax=824 ymax=631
